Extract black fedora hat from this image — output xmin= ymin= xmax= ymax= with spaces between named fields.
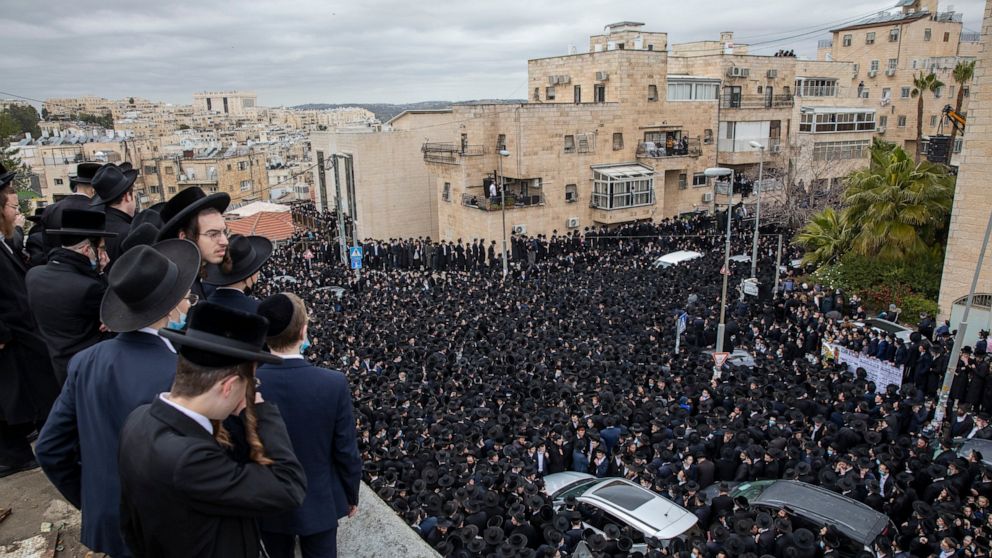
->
xmin=71 ymin=162 xmax=102 ymax=185
xmin=132 ymin=207 xmax=165 ymax=230
xmin=203 ymin=234 xmax=273 ymax=285
xmin=120 ymin=223 xmax=161 ymax=254
xmin=101 ymin=240 xmax=200 ymax=332
xmin=160 ymin=302 xmax=283 ymax=367
xmin=25 ymin=207 xmax=45 ymax=224
xmin=117 ymin=161 xmax=135 ymax=173
xmin=90 ymin=163 xmax=138 ymax=207
xmin=157 ymin=186 xmax=230 ymax=241
xmin=0 ymin=161 xmax=15 ymax=192
xmin=46 ymin=209 xmax=117 ymax=243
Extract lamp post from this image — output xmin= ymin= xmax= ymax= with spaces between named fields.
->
xmin=748 ymin=141 xmax=765 ymax=279
xmin=705 ymin=166 xmax=734 ymax=355
xmin=499 ymin=148 xmax=510 ymax=277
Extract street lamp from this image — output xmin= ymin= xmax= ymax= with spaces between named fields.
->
xmin=748 ymin=141 xmax=766 ymax=279
xmin=499 ymin=148 xmax=510 ymax=277
xmin=705 ymin=167 xmax=734 ymax=355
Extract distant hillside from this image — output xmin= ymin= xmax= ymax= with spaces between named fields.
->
xmin=290 ymin=100 xmax=526 ymax=123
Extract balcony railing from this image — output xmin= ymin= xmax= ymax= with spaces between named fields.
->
xmin=818 ymin=39 xmax=833 ymax=48
xmin=720 ymin=93 xmax=794 ymax=109
xmin=461 ymin=191 xmax=544 ymax=211
xmin=961 ymin=32 xmax=981 ymax=43
xmin=717 ymin=138 xmax=782 ymax=153
xmin=422 ymin=142 xmax=487 ymax=163
xmin=636 ymin=138 xmax=702 ymax=158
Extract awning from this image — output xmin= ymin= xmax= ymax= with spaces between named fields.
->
xmin=591 ymin=163 xmax=655 ymax=179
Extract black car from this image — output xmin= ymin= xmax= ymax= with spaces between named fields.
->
xmin=700 ymin=480 xmax=895 ymax=556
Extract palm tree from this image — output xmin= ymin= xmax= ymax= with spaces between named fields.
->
xmin=911 ymin=72 xmax=945 ymax=162
xmin=843 ymin=140 xmax=955 ymax=261
xmin=795 ymin=207 xmax=853 ymax=267
xmin=949 ymin=60 xmax=976 ymax=148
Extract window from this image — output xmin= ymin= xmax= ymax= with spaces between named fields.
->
xmin=574 ymin=85 xmax=581 ymax=104
xmin=54 ymin=178 xmax=64 ymax=185
xmin=564 ymin=135 xmax=575 ymax=153
xmin=912 ymin=59 xmax=918 ymax=69
xmin=696 ymin=83 xmax=719 ymax=100
xmin=497 ymin=134 xmax=506 ymax=151
xmin=533 ymin=87 xmax=540 ymax=101
xmin=954 ymin=137 xmax=963 ymax=153
xmin=227 ymin=164 xmax=232 ymax=171
xmin=796 ymin=79 xmax=837 ymax=97
xmin=812 ymin=140 xmax=871 ymax=161
xmin=238 ymin=161 xmax=249 ymax=171
xmin=889 ymin=28 xmax=899 ymax=42
xmin=442 ymin=182 xmax=451 ymax=202
xmin=757 ymin=86 xmax=763 ymax=94
xmin=144 ymin=165 xmax=157 ymax=175
xmin=693 ymin=173 xmax=707 ymax=187
xmin=168 ymin=187 xmax=176 ymax=194
xmin=964 ymin=87 xmax=970 ymax=97
xmin=240 ymin=180 xmax=252 ymax=192
xmin=770 ymin=120 xmax=781 ymax=140
xmin=924 ymin=28 xmax=932 ymax=41
xmin=546 ymin=86 xmax=556 ymax=100
xmin=888 ymin=58 xmax=898 ymax=70
xmin=801 ymin=111 xmax=877 ymax=132
xmin=930 ymin=115 xmax=938 ymax=127
xmin=594 ymin=84 xmax=606 ymax=103
xmin=882 ymin=88 xmax=891 ymax=100
xmin=565 ymin=184 xmax=577 ymax=202
xmin=678 ymin=173 xmax=687 ymax=190
xmin=647 ymin=84 xmax=658 ymax=101
xmin=949 ymin=86 xmax=955 ymax=98
xmin=866 ymin=32 xmax=876 ymax=44
xmin=647 ymin=44 xmax=654 ymax=51
xmin=591 ymin=170 xmax=655 ymax=209
xmin=944 ymin=32 xmax=950 ymax=42
xmin=669 ymin=82 xmax=692 ymax=100
xmin=150 ymin=186 xmax=160 ymax=194
xmin=164 ymin=166 xmax=174 ymax=175
xmin=667 ymin=81 xmax=718 ymax=101
xmin=861 ymin=87 xmax=870 ymax=99
xmin=612 ymin=133 xmax=624 ymax=150
xmin=870 ymin=60 xmax=879 ymax=72
xmin=843 ymin=34 xmax=852 ymax=47
xmin=934 ymin=86 xmax=943 ymax=98
xmin=897 ymin=115 xmax=907 ymax=127
xmin=879 ymin=115 xmax=888 ymax=128
xmin=853 ymin=63 xmax=859 ymax=74
xmin=704 ymin=129 xmax=713 ymax=144
xmin=901 ymin=87 xmax=911 ymax=98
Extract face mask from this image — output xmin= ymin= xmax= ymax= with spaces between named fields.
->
xmin=167 ymin=312 xmax=187 ymax=331
xmin=89 ymin=259 xmax=99 ymax=271
xmin=300 ymin=337 xmax=311 ymax=354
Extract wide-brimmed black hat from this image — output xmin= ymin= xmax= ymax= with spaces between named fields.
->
xmin=203 ymin=234 xmax=273 ymax=285
xmin=46 ymin=209 xmax=117 ymax=245
xmin=131 ymin=206 xmax=165 ymax=230
xmin=160 ymin=302 xmax=282 ymax=367
xmin=0 ymin=161 xmax=15 ymax=191
xmin=25 ymin=207 xmax=45 ymax=224
xmin=90 ymin=163 xmax=138 ymax=207
xmin=157 ymin=186 xmax=230 ymax=240
xmin=118 ymin=161 xmax=135 ymax=173
xmin=71 ymin=162 xmax=102 ymax=185
xmin=120 ymin=223 xmax=161 ymax=254
xmin=101 ymin=240 xmax=201 ymax=332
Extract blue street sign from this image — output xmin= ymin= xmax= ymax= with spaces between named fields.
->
xmin=349 ymin=246 xmax=363 ymax=259
xmin=350 ymin=256 xmax=363 ymax=270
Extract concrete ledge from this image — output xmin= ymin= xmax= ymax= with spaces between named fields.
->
xmin=337 ymin=483 xmax=440 ymax=558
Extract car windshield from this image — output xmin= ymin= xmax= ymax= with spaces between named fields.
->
xmin=591 ymin=480 xmax=655 ymax=511
xmin=731 ymin=480 xmax=774 ymax=502
xmin=553 ymin=477 xmax=600 ymax=500
xmin=864 ymin=319 xmax=905 ymax=335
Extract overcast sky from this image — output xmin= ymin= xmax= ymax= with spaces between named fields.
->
xmin=1 ymin=0 xmax=986 ymax=107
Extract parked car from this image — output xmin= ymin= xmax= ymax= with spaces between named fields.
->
xmin=544 ymin=472 xmax=698 ymax=553
xmin=653 ymin=250 xmax=703 ymax=268
xmin=699 ymin=480 xmax=894 ymax=556
xmin=703 ymin=349 xmax=756 ymax=368
xmin=856 ymin=317 xmax=913 ymax=343
xmin=955 ymin=437 xmax=992 ymax=468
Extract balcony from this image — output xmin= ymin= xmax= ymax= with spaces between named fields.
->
xmin=461 ymin=190 xmax=544 ymax=211
xmin=961 ymin=32 xmax=981 ymax=43
xmin=818 ymin=39 xmax=833 ymax=48
xmin=636 ymin=138 xmax=702 ymax=159
xmin=720 ymin=93 xmax=794 ymax=110
xmin=717 ymin=138 xmax=783 ymax=165
xmin=422 ymin=142 xmax=487 ymax=164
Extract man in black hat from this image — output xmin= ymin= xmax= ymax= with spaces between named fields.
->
xmin=36 ymin=162 xmax=103 ymax=261
xmin=89 ymin=163 xmax=139 ymax=265
xmin=204 ymin=234 xmax=273 ymax=314
xmin=256 ymin=292 xmax=362 ymax=558
xmin=156 ymin=186 xmax=231 ymax=299
xmin=118 ymin=302 xmax=305 ymax=557
xmin=0 ymin=162 xmax=60 ymax=478
xmin=35 ymin=239 xmax=201 ymax=558
xmin=26 ymin=208 xmax=116 ymax=384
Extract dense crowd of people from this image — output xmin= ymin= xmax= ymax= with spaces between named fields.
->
xmin=3 ymin=159 xmax=992 ymax=558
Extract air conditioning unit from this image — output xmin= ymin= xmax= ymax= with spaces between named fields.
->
xmin=596 ymin=71 xmax=609 ymax=81
xmin=771 ymin=144 xmax=782 ymax=153
xmin=885 ymin=68 xmax=897 ymax=77
xmin=766 ymin=69 xmax=778 ymax=78
xmin=726 ymin=67 xmax=741 ymax=77
xmin=557 ymin=75 xmax=571 ymax=84
xmin=512 ymin=224 xmax=527 ymax=235
xmin=566 ymin=217 xmax=580 ymax=229
xmin=549 ymin=76 xmax=558 ymax=85
xmin=868 ymin=70 xmax=878 ymax=78
xmin=740 ymin=68 xmax=750 ymax=77
xmin=702 ymin=192 xmax=714 ymax=203
xmin=878 ymin=126 xmax=886 ymax=134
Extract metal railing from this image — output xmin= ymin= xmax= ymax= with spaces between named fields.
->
xmin=721 ymin=93 xmax=794 ymax=109
xmin=961 ymin=32 xmax=981 ymax=43
xmin=818 ymin=39 xmax=833 ymax=48
xmin=422 ymin=143 xmax=486 ymax=163
xmin=461 ymin=191 xmax=544 ymax=211
xmin=636 ymin=137 xmax=702 ymax=158
xmin=717 ymin=138 xmax=782 ymax=153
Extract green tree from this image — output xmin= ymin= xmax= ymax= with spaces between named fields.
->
xmin=843 ymin=139 xmax=955 ymax=261
xmin=911 ymin=72 xmax=945 ymax=162
xmin=949 ymin=60 xmax=976 ymax=148
xmin=1 ymin=147 xmax=37 ymax=211
xmin=0 ymin=105 xmax=42 ymax=141
xmin=795 ymin=207 xmax=853 ymax=267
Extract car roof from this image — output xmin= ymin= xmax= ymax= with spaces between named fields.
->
xmin=751 ymin=480 xmax=890 ymax=545
xmin=657 ymin=250 xmax=703 ymax=264
xmin=958 ymin=438 xmax=992 ymax=467
xmin=578 ymin=479 xmax=698 ymax=539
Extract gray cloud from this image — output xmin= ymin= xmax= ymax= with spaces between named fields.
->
xmin=1 ymin=0 xmax=985 ymax=106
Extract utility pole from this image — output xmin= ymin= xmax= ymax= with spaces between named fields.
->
xmin=499 ymin=149 xmax=510 ymax=277
xmin=773 ymin=234 xmax=783 ymax=298
xmin=705 ymin=167 xmax=734 ymax=355
xmin=749 ymin=142 xmax=765 ymax=278
xmin=331 ymin=155 xmax=347 ymax=267
xmin=344 ymin=153 xmax=361 ymax=280
xmin=316 ymin=151 xmax=328 ymax=213
xmin=931 ymin=206 xmax=992 ymax=432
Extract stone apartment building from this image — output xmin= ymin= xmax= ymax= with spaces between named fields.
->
xmin=135 ymin=147 xmax=269 ymax=207
xmin=817 ymin=0 xmax=980 ymax=163
xmin=937 ymin=0 xmax=992 ymax=336
xmin=192 ymin=91 xmax=258 ymax=117
xmin=10 ymin=134 xmax=129 ymax=204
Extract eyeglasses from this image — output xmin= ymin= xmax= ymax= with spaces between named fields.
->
xmin=184 ymin=293 xmax=200 ymax=306
xmin=3 ymin=203 xmax=18 ymax=211
xmin=199 ymin=228 xmax=230 ymax=241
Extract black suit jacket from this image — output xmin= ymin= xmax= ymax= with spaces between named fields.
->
xmin=207 ymin=288 xmax=261 ymax=314
xmin=103 ymin=207 xmax=133 ymax=266
xmin=118 ymin=398 xmax=306 ymax=558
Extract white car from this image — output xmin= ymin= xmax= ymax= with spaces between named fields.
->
xmin=543 ymin=472 xmax=698 ymax=552
xmin=653 ymin=250 xmax=703 ymax=268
